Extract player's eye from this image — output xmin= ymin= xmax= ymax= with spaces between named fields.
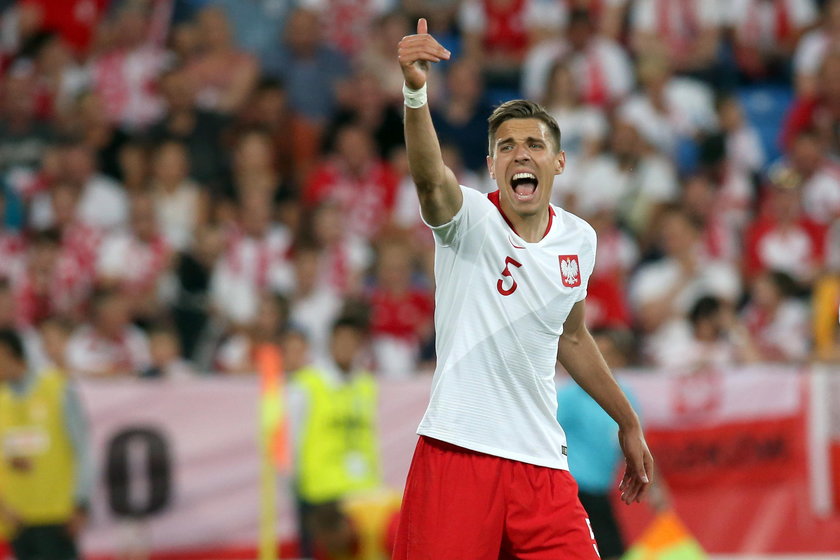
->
xmin=530 ymin=143 xmax=544 ymax=150
xmin=500 ymin=145 xmax=513 ymax=152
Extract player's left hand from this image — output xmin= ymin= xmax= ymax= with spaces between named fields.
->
xmin=618 ymin=424 xmax=653 ymax=505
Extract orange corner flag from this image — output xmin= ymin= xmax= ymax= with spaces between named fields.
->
xmin=255 ymin=343 xmax=291 ymax=471
xmin=622 ymin=511 xmax=707 ymax=560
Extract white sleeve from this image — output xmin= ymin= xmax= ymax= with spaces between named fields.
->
xmin=421 ymin=185 xmax=481 ymax=248
xmin=577 ymin=223 xmax=597 ymax=302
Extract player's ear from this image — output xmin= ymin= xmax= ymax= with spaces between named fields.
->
xmin=554 ymin=150 xmax=565 ymax=176
xmin=486 ymin=155 xmax=495 ymax=180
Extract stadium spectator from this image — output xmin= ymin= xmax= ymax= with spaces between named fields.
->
xmin=431 ymin=58 xmax=494 ymax=173
xmin=782 ymin=50 xmax=840 ymax=156
xmin=629 ymin=207 xmax=742 ymax=337
xmin=647 ymin=295 xmax=759 ymax=371
xmin=215 ymin=291 xmax=287 ymax=374
xmin=87 ymin=1 xmax=167 ymax=130
xmin=541 ymin=58 xmax=607 ymax=202
xmin=680 ymin=173 xmax=742 ymax=264
xmin=16 ymin=0 xmax=109 ymax=57
xmin=785 ymin=128 xmax=840 ymax=225
xmin=12 ymin=229 xmax=89 ymax=328
xmin=262 ymin=8 xmax=352 ymax=124
xmin=0 ymin=327 xmax=93 ymax=560
xmin=115 ymin=139 xmax=150 ymax=194
xmin=31 ymin=316 xmax=73 ymax=375
xmin=19 ymin=30 xmax=88 ymax=121
xmin=66 ymin=288 xmax=151 ymax=378
xmin=287 ymin=243 xmax=343 ymax=362
xmin=618 ymin=53 xmax=717 ymax=163
xmin=0 ymin=191 xmax=26 ymax=280
xmin=726 ymin=0 xmax=818 ymax=83
xmin=205 ymin=0 xmax=292 ymax=63
xmin=185 ymin=6 xmax=259 ymax=114
xmin=0 ymin=280 xmax=15 ymax=334
xmin=718 ymin=94 xmax=766 ymax=178
xmin=218 ymin=126 xmax=296 ymax=223
xmin=581 ymin=205 xmax=637 ymax=330
xmin=234 ymin=78 xmax=320 ymax=186
xmin=46 ymin=182 xmax=102 ymax=284
xmin=574 ymin=118 xmax=679 ymax=246
xmin=142 ymin=325 xmax=196 ymax=379
xmin=299 ymin=201 xmax=373 ymax=297
xmin=150 ymin=139 xmax=208 ymax=251
xmin=366 ymin=240 xmax=434 ymax=378
xmin=300 ymin=0 xmax=396 ymax=58
xmin=743 ymin=163 xmax=828 ymax=285
xmin=56 ymin=90 xmax=131 ymax=182
xmin=629 ymin=0 xmax=724 ymax=79
xmin=171 ymin=225 xmax=225 ymax=364
xmin=97 ymin=193 xmax=173 ymax=322
xmin=303 ymin=122 xmax=399 ymax=241
xmin=211 ymin=190 xmax=293 ymax=325
xmin=30 ymin=142 xmax=129 ymax=232
xmin=523 ymin=8 xmax=634 ymax=107
xmin=793 ymin=0 xmax=840 ymax=96
xmin=146 ymin=68 xmax=229 ymax=190
xmin=356 ymin=11 xmax=413 ymax=103
xmin=326 ymin=70 xmax=405 ymax=161
xmin=0 ymin=69 xmax=53 ymax=177
xmin=742 ymin=270 xmax=811 ymax=362
xmin=460 ymin=0 xmax=566 ymax=88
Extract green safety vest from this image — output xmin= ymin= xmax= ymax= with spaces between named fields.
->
xmin=294 ymin=366 xmax=381 ymax=504
xmin=0 ymin=369 xmax=75 ymax=528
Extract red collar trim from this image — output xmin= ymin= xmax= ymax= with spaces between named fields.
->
xmin=487 ymin=190 xmax=555 ymax=241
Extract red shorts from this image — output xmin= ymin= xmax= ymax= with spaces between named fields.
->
xmin=393 ymin=436 xmax=601 ymax=559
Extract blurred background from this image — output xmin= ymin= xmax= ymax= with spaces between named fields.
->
xmin=0 ymin=0 xmax=838 ymax=558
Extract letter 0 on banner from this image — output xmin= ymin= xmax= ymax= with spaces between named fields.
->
xmin=106 ymin=427 xmax=171 ymax=517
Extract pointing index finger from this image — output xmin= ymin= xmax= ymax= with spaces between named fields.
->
xmin=417 ymin=17 xmax=427 ymax=35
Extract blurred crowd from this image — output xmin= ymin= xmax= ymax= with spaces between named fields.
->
xmin=0 ymin=0 xmax=839 ymax=380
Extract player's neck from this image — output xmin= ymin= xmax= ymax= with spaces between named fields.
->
xmin=505 ymin=204 xmax=551 ymax=243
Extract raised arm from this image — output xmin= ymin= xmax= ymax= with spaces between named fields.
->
xmin=398 ymin=19 xmax=463 ymax=226
xmin=557 ymin=300 xmax=653 ymax=505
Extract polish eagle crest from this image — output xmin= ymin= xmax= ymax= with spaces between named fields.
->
xmin=558 ymin=255 xmax=581 ymax=287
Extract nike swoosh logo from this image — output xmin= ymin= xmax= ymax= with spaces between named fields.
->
xmin=508 ymin=235 xmax=525 ymax=249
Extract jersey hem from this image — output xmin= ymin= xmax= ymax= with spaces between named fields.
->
xmin=416 ymin=428 xmax=570 ymax=471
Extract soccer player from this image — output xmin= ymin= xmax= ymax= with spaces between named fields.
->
xmin=393 ymin=19 xmax=654 ymax=559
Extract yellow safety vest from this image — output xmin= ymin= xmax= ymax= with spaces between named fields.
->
xmin=294 ymin=366 xmax=381 ymax=504
xmin=0 ymin=369 xmax=75 ymax=527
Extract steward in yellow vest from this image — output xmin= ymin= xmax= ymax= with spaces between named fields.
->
xmin=288 ymin=316 xmax=383 ymax=559
xmin=0 ymin=329 xmax=92 ymax=560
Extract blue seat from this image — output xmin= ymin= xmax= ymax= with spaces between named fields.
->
xmin=737 ymin=85 xmax=795 ymax=167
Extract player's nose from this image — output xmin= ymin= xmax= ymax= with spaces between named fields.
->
xmin=513 ymin=146 xmax=531 ymax=162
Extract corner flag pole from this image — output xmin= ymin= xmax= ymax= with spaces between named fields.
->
xmin=256 ymin=344 xmax=290 ymax=560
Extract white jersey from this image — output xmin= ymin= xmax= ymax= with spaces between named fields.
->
xmin=417 ymin=186 xmax=597 ymax=469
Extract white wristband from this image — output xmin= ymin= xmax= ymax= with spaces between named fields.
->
xmin=403 ymin=82 xmax=428 ymax=109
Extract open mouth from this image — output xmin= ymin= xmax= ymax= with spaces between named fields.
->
xmin=510 ymin=172 xmax=538 ymax=202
